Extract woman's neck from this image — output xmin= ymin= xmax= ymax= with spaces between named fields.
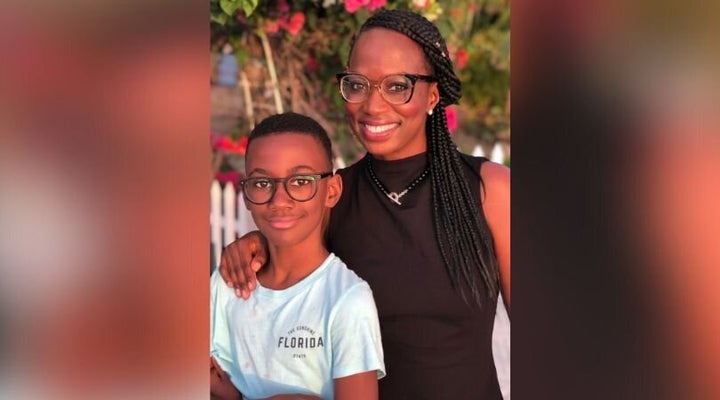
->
xmin=369 ymin=148 xmax=427 ymax=161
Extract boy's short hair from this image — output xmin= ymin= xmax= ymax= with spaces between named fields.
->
xmin=247 ymin=112 xmax=333 ymax=166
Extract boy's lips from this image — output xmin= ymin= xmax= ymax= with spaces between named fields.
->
xmin=265 ymin=216 xmax=300 ymax=229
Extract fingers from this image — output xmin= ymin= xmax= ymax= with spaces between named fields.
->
xmin=242 ymin=233 xmax=269 ymax=296
xmin=219 ymin=232 xmax=268 ymax=299
xmin=237 ymin=254 xmax=265 ymax=299
xmin=219 ymin=243 xmax=242 ymax=292
xmin=235 ymin=249 xmax=264 ymax=299
xmin=231 ymin=240 xmax=252 ymax=299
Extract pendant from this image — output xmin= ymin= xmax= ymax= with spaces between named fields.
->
xmin=387 ymin=192 xmax=403 ymax=205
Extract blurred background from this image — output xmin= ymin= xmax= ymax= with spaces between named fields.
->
xmin=209 ymin=0 xmax=510 ymax=188
xmin=1 ymin=0 xmax=718 ymax=398
xmin=207 ymin=0 xmax=511 ymax=282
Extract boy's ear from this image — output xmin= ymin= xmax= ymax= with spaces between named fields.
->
xmin=324 ymin=173 xmax=343 ymax=208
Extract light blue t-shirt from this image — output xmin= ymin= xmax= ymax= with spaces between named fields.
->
xmin=211 ymin=253 xmax=385 ymax=400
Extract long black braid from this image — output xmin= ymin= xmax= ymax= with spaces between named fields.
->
xmin=352 ymin=9 xmax=500 ymax=307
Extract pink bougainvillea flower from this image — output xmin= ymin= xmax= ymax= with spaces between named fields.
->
xmin=345 ymin=0 xmax=386 ymax=13
xmin=263 ymin=19 xmax=281 ymax=34
xmin=212 ymin=136 xmax=233 ymax=151
xmin=413 ymin=0 xmax=430 ymax=9
xmin=284 ymin=12 xmax=306 ymax=36
xmin=237 ymin=136 xmax=248 ymax=155
xmin=215 ymin=170 xmax=241 ymax=190
xmin=367 ymin=0 xmax=387 ymax=11
xmin=344 ymin=0 xmax=364 ymax=13
xmin=277 ymin=0 xmax=290 ymax=13
xmin=307 ymin=55 xmax=319 ymax=73
xmin=210 ymin=131 xmax=222 ymax=145
xmin=445 ymin=106 xmax=458 ymax=133
xmin=214 ymin=135 xmax=248 ymax=154
xmin=345 ymin=0 xmax=387 ymax=14
xmin=455 ymin=48 xmax=469 ymax=70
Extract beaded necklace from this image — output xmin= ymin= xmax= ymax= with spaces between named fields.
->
xmin=366 ymin=157 xmax=430 ymax=206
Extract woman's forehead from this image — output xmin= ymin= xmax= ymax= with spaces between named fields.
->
xmin=349 ymin=28 xmax=427 ymax=69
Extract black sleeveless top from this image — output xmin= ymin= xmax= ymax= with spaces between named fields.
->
xmin=327 ymin=152 xmax=501 ymax=399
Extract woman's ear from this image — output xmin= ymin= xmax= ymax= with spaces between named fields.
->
xmin=427 ymin=82 xmax=440 ymax=113
xmin=325 ymin=173 xmax=343 ymax=208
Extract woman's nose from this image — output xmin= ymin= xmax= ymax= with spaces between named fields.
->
xmin=362 ymin=84 xmax=390 ymax=113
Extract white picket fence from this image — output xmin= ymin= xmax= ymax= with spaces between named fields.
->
xmin=473 ymin=141 xmax=509 ymax=164
xmin=210 ymin=181 xmax=258 ymax=271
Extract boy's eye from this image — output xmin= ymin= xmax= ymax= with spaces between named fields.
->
xmin=252 ymin=179 xmax=272 ymax=189
xmin=289 ymin=177 xmax=313 ymax=187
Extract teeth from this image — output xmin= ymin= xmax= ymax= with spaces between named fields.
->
xmin=365 ymin=123 xmax=395 ymax=134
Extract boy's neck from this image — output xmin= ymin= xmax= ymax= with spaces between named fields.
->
xmin=257 ymin=243 xmax=330 ymax=290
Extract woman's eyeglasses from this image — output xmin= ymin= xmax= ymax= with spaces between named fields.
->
xmin=240 ymin=172 xmax=333 ymax=205
xmin=336 ymin=73 xmax=436 ymax=105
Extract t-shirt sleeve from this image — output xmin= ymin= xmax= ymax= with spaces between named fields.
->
xmin=329 ymin=282 xmax=386 ymax=380
xmin=210 ymin=269 xmax=234 ymax=373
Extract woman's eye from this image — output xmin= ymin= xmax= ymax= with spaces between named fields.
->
xmin=349 ymin=82 xmax=368 ymax=92
xmin=385 ymin=82 xmax=410 ymax=93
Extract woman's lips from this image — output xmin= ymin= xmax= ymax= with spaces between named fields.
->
xmin=359 ymin=122 xmax=399 ymax=140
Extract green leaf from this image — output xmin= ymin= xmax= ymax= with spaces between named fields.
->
xmin=211 ymin=12 xmax=228 ymax=25
xmin=220 ymin=0 xmax=239 ymax=16
xmin=241 ymin=0 xmax=259 ymax=17
xmin=235 ymin=46 xmax=250 ymax=66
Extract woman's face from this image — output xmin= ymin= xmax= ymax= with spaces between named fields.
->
xmin=345 ymin=28 xmax=439 ymax=161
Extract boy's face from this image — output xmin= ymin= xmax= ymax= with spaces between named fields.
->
xmin=243 ymin=133 xmax=341 ymax=248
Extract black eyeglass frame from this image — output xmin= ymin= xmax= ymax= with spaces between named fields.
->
xmin=335 ymin=72 xmax=437 ymax=105
xmin=240 ymin=172 xmax=334 ymax=205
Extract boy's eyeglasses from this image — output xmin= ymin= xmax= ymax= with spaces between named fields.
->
xmin=240 ymin=172 xmax=333 ymax=205
xmin=336 ymin=73 xmax=436 ymax=105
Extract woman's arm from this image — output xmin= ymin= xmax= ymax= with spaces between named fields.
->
xmin=480 ymin=161 xmax=511 ymax=313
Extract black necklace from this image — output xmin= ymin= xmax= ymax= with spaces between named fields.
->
xmin=366 ymin=158 xmax=430 ymax=206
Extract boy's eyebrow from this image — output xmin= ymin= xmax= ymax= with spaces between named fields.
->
xmin=246 ymin=165 xmax=324 ymax=176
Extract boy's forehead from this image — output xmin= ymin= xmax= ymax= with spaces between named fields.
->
xmin=246 ymin=133 xmax=329 ymax=169
xmin=249 ymin=132 xmax=323 ymax=152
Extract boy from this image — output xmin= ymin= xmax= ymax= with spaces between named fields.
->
xmin=210 ymin=113 xmax=385 ymax=400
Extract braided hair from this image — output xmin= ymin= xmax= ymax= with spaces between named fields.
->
xmin=351 ymin=9 xmax=500 ymax=307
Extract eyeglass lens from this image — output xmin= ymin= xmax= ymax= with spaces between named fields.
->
xmin=340 ymin=74 xmax=415 ymax=104
xmin=243 ymin=175 xmax=320 ymax=204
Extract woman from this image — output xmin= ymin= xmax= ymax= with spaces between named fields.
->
xmin=220 ymin=9 xmax=510 ymax=399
